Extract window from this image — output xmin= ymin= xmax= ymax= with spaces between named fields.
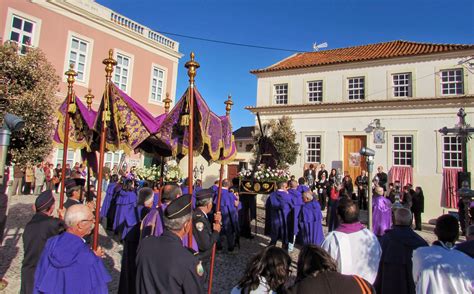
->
xmin=442 ymin=136 xmax=462 ymax=168
xmin=105 ymin=151 xmax=123 ymax=168
xmin=393 ymin=136 xmax=413 ymax=166
xmin=393 ymin=73 xmax=412 ymax=97
xmin=440 ymin=69 xmax=464 ymax=95
xmin=348 ymin=77 xmax=365 ymax=100
xmin=306 ymin=136 xmax=321 ymax=163
xmin=274 ymin=84 xmax=288 ymax=104
xmin=9 ymin=15 xmax=35 ymax=54
xmin=114 ymin=53 xmax=131 ymax=91
xmin=68 ymin=37 xmax=89 ymax=82
xmin=307 ymin=80 xmax=323 ymax=102
xmin=55 ymin=149 xmax=75 ymax=166
xmin=150 ymin=66 xmax=165 ymax=102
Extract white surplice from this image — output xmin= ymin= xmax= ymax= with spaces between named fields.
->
xmin=412 ymin=244 xmax=474 ymax=294
xmin=321 ymin=228 xmax=381 ymax=284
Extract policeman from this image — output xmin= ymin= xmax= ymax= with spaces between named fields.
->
xmin=193 ymin=189 xmax=221 ymax=262
xmin=136 ymin=194 xmax=205 ymax=293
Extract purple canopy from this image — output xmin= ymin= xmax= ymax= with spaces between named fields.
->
xmin=153 ymin=87 xmax=236 ymax=163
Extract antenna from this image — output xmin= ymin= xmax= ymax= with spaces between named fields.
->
xmin=313 ymin=41 xmax=328 ymax=52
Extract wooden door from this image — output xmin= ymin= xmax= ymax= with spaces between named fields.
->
xmin=227 ymin=164 xmax=239 ymax=180
xmin=343 ymin=136 xmax=367 ymax=185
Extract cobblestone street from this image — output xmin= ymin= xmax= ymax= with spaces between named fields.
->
xmin=0 ymin=193 xmax=444 ymax=293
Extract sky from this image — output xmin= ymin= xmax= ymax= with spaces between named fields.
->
xmin=96 ymin=0 xmax=474 ymax=129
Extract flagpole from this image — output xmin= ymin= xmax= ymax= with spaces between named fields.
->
xmin=208 ymin=94 xmax=233 ymax=294
xmin=158 ymin=94 xmax=171 ymax=206
xmin=59 ymin=64 xmax=77 ymax=209
xmin=184 ymin=53 xmax=199 ymax=248
xmin=92 ymin=49 xmax=116 ymax=250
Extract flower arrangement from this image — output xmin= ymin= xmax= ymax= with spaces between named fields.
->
xmin=238 ymin=165 xmax=290 ymax=183
xmin=135 ymin=164 xmax=161 ymax=181
xmin=164 ymin=160 xmax=183 ymax=182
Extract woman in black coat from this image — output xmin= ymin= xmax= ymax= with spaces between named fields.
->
xmin=411 ymin=186 xmax=424 ymax=230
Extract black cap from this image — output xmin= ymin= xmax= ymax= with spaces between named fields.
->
xmin=164 ymin=194 xmax=192 ymax=219
xmin=35 ymin=190 xmax=55 ymax=212
xmin=65 ymin=178 xmax=86 ymax=192
xmin=195 ymin=188 xmax=214 ymax=201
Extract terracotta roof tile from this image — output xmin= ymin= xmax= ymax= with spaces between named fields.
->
xmin=251 ymin=40 xmax=474 ymax=74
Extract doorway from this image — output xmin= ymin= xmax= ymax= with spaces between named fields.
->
xmin=343 ymin=136 xmax=367 ymax=184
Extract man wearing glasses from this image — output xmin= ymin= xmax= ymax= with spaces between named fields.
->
xmin=33 ymin=204 xmax=111 ymax=293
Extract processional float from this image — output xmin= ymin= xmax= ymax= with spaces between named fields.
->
xmin=56 ymin=51 xmax=237 ymax=291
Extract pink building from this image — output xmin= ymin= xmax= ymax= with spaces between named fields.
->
xmin=0 ymin=0 xmax=182 ymax=167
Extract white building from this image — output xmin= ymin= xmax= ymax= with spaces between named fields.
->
xmin=247 ymin=40 xmax=474 ymax=221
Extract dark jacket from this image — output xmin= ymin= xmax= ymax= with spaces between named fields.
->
xmin=411 ymin=191 xmax=424 ymax=213
xmin=192 ymin=208 xmax=219 ymax=261
xmin=289 ymin=271 xmax=374 ymax=294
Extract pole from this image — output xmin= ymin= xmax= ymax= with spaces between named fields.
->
xmin=462 ymin=137 xmax=468 ymax=174
xmin=92 ymin=49 xmax=116 ymax=250
xmin=367 ymin=158 xmax=374 ymax=231
xmin=185 ymin=52 xmax=199 ymax=248
xmin=59 ymin=64 xmax=77 ymax=209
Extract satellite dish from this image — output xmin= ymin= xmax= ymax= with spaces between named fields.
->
xmin=313 ymin=42 xmax=328 ymax=52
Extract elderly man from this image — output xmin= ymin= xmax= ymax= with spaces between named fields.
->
xmin=413 ymin=214 xmax=474 ymax=293
xmin=455 ymin=224 xmax=474 ymax=257
xmin=63 ymin=178 xmax=86 ymax=209
xmin=373 ymin=186 xmax=392 ymax=237
xmin=374 ymin=208 xmax=428 ymax=294
xmin=266 ymin=181 xmax=293 ymax=249
xmin=21 ymin=191 xmax=65 ymax=294
xmin=322 ymin=199 xmax=381 ymax=284
xmin=136 ymin=194 xmax=205 ymax=293
xmin=298 ymin=191 xmax=324 ymax=246
xmin=33 ymin=205 xmax=111 ymax=293
xmin=193 ymin=189 xmax=221 ymax=262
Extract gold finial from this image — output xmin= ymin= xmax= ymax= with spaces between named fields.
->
xmin=164 ymin=93 xmax=172 ymax=113
xmin=85 ymin=89 xmax=94 ymax=111
xmin=65 ymin=64 xmax=77 ymax=114
xmin=225 ymin=94 xmax=233 ymax=116
xmin=184 ymin=52 xmax=200 ymax=87
xmin=103 ymin=49 xmax=117 ymax=81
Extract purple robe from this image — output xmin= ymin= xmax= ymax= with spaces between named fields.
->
xmin=297 ymin=185 xmax=310 ymax=194
xmin=113 ymin=190 xmax=137 ymax=237
xmin=288 ymin=188 xmax=303 ymax=237
xmin=34 ymin=232 xmax=111 ymax=294
xmin=140 ymin=203 xmax=199 ymax=251
xmin=266 ymin=190 xmax=293 ymax=244
xmin=298 ymin=200 xmax=324 ymax=245
xmin=373 ymin=195 xmax=392 ymax=236
xmin=100 ymin=182 xmax=117 ymax=218
xmin=218 ymin=189 xmax=239 ymax=235
xmin=152 ymin=192 xmax=159 ymax=208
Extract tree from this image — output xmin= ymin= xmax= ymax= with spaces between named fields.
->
xmin=253 ymin=116 xmax=300 ymax=168
xmin=0 ymin=42 xmax=60 ymax=166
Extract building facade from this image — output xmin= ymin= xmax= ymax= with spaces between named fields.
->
xmin=247 ymin=40 xmax=474 ymax=221
xmin=0 ymin=0 xmax=181 ymax=168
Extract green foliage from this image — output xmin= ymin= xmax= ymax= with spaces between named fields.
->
xmin=0 ymin=43 xmax=60 ymax=165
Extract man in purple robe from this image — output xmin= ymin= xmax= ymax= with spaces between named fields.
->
xmin=267 ymin=181 xmax=293 ymax=249
xmin=99 ymin=174 xmax=119 ymax=230
xmin=373 ymin=186 xmax=392 ymax=237
xmin=298 ymin=191 xmax=324 ymax=245
xmin=297 ymin=177 xmax=310 ymax=194
xmin=113 ymin=179 xmax=137 ymax=238
xmin=288 ymin=180 xmax=304 ymax=241
xmin=33 ymin=205 xmax=111 ymax=293
xmin=218 ymin=179 xmax=240 ymax=252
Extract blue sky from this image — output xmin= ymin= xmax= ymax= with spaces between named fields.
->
xmin=97 ymin=0 xmax=474 ymax=129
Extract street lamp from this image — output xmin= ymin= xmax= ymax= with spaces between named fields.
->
xmin=199 ymin=164 xmax=205 ymax=181
xmin=193 ymin=165 xmax=199 ymax=180
xmin=359 ymin=147 xmax=375 ymax=231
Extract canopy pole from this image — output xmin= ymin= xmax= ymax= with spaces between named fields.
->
xmin=92 ymin=49 xmax=116 ymax=250
xmin=208 ymin=94 xmax=233 ymax=294
xmin=59 ymin=64 xmax=77 ymax=209
xmin=185 ymin=53 xmax=200 ymax=248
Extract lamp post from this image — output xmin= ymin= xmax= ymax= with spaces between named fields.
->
xmin=193 ymin=165 xmax=199 ymax=180
xmin=199 ymin=163 xmax=204 ymax=181
xmin=360 ymin=147 xmax=375 ymax=231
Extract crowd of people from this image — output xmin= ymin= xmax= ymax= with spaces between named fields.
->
xmin=6 ymin=162 xmax=474 ymax=293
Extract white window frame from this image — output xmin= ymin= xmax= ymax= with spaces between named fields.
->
xmin=273 ymin=83 xmax=288 ymax=105
xmin=305 ymin=135 xmax=322 ymax=163
xmin=55 ymin=148 xmax=76 ymax=167
xmin=440 ymin=68 xmax=464 ymax=96
xmin=392 ymin=135 xmax=413 ymax=167
xmin=105 ymin=151 xmax=123 ymax=168
xmin=442 ymin=135 xmax=463 ymax=168
xmin=392 ymin=72 xmax=412 ymax=97
xmin=148 ymin=64 xmax=167 ymax=104
xmin=347 ymin=77 xmax=365 ymax=100
xmin=113 ymin=50 xmax=134 ymax=94
xmin=3 ymin=8 xmax=42 ymax=53
xmin=63 ymin=31 xmax=94 ymax=87
xmin=307 ymin=80 xmax=323 ymax=102
xmin=67 ymin=37 xmax=89 ymax=83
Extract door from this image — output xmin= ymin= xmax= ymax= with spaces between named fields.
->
xmin=227 ymin=164 xmax=239 ymax=180
xmin=343 ymin=136 xmax=367 ymax=185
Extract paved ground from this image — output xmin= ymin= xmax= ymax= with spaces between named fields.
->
xmin=0 ymin=193 xmax=454 ymax=294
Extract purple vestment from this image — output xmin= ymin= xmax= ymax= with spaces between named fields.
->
xmin=34 ymin=232 xmax=111 ymax=294
xmin=100 ymin=182 xmax=117 ymax=218
xmin=113 ymin=190 xmax=137 ymax=238
xmin=297 ymin=185 xmax=310 ymax=194
xmin=288 ymin=188 xmax=304 ymax=237
xmin=218 ymin=189 xmax=239 ymax=235
xmin=153 ymin=192 xmax=160 ymax=208
xmin=373 ymin=195 xmax=392 ymax=236
xmin=298 ymin=200 xmax=324 ymax=245
xmin=266 ymin=190 xmax=293 ymax=244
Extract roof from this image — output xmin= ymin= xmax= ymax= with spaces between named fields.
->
xmin=251 ymin=40 xmax=474 ymax=74
xmin=233 ymin=126 xmax=255 ymax=139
